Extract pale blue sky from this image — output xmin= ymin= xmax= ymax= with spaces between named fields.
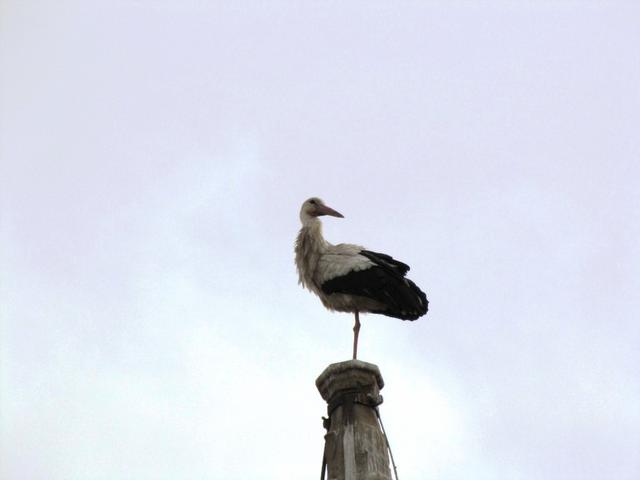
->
xmin=1 ymin=1 xmax=639 ymax=479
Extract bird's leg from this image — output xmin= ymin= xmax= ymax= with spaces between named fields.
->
xmin=352 ymin=310 xmax=361 ymax=360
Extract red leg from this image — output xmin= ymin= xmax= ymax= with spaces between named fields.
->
xmin=352 ymin=310 xmax=361 ymax=360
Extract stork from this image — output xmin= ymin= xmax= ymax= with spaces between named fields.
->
xmin=295 ymin=197 xmax=428 ymax=359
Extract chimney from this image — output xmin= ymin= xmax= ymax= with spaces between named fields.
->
xmin=316 ymin=360 xmax=393 ymax=480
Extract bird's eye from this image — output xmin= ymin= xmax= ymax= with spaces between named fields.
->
xmin=310 ymin=199 xmax=317 ymax=205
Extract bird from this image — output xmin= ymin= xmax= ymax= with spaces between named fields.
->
xmin=295 ymin=197 xmax=428 ymax=359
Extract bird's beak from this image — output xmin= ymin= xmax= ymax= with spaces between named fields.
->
xmin=316 ymin=204 xmax=344 ymax=218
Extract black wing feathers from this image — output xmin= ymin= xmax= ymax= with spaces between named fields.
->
xmin=360 ymin=250 xmax=410 ymax=275
xmin=321 ymin=250 xmax=428 ymax=321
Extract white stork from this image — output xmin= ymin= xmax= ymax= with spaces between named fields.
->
xmin=295 ymin=197 xmax=428 ymax=359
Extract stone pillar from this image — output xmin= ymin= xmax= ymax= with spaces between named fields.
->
xmin=316 ymin=360 xmax=392 ymax=480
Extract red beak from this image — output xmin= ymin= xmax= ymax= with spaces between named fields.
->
xmin=316 ymin=204 xmax=344 ymax=218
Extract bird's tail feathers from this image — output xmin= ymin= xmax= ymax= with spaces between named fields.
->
xmin=375 ymin=278 xmax=428 ymax=321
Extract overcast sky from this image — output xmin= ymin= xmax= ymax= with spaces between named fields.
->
xmin=1 ymin=1 xmax=639 ymax=479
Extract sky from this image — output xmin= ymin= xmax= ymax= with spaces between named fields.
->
xmin=1 ymin=1 xmax=639 ymax=479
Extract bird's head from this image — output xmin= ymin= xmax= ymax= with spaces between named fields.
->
xmin=300 ymin=197 xmax=344 ymax=224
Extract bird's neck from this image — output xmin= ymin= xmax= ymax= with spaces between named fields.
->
xmin=296 ymin=219 xmax=329 ymax=253
xmin=295 ymin=219 xmax=330 ymax=290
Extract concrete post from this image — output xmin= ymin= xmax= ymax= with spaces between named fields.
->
xmin=316 ymin=360 xmax=392 ymax=480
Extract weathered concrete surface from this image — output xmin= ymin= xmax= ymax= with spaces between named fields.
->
xmin=317 ymin=360 xmax=392 ymax=480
